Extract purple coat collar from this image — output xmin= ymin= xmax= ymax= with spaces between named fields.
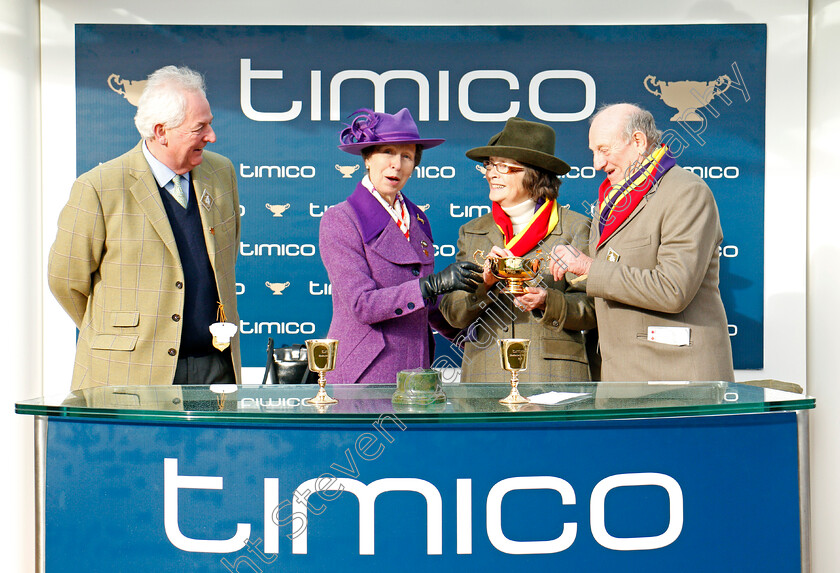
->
xmin=346 ymin=181 xmax=433 ymax=244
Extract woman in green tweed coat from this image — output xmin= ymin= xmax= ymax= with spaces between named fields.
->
xmin=439 ymin=118 xmax=596 ymax=383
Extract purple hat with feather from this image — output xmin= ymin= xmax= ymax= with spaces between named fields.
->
xmin=338 ymin=108 xmax=444 ymax=155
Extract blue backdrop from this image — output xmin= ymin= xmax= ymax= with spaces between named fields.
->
xmin=75 ymin=24 xmax=766 ymax=370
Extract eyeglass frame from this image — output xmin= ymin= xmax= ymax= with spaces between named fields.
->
xmin=482 ymin=159 xmax=526 ymax=175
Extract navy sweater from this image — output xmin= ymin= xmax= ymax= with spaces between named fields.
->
xmin=159 ymin=185 xmax=220 ymax=357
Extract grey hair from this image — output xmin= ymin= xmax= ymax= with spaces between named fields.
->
xmin=591 ymin=103 xmax=662 ymax=154
xmin=134 ymin=66 xmax=207 ymax=139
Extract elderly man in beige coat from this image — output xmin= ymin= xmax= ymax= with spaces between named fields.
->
xmin=551 ymin=103 xmax=734 ymax=382
xmin=49 ymin=66 xmax=241 ymax=390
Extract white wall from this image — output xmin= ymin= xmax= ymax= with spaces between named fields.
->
xmin=807 ymin=0 xmax=840 ymax=570
xmin=1 ymin=0 xmax=41 ymax=571
xmin=6 ymin=0 xmax=831 ymax=571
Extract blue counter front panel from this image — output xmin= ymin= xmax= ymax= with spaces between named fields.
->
xmin=46 ymin=413 xmax=800 ymax=571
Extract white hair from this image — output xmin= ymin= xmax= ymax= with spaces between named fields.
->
xmin=591 ymin=103 xmax=662 ymax=154
xmin=134 ymin=66 xmax=207 ymax=139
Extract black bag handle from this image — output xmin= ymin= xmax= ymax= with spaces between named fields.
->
xmin=261 ymin=337 xmax=277 ymax=384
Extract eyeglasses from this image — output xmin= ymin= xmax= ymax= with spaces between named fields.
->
xmin=482 ymin=160 xmax=525 ymax=175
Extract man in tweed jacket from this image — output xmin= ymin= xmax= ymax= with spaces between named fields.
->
xmin=49 ymin=66 xmax=241 ymax=390
xmin=551 ymin=104 xmax=734 ymax=382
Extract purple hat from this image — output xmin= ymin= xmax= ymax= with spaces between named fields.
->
xmin=338 ymin=108 xmax=445 ymax=155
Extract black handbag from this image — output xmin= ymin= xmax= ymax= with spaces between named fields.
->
xmin=261 ymin=338 xmax=319 ymax=384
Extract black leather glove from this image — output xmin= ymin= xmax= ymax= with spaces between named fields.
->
xmin=419 ymin=261 xmax=484 ymax=298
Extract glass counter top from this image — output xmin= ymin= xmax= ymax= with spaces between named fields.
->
xmin=15 ymin=380 xmax=814 ymax=424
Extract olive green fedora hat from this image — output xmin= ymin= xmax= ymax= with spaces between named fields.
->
xmin=466 ymin=117 xmax=571 ymax=175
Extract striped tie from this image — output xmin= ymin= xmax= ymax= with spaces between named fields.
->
xmin=170 ymin=174 xmax=188 ymax=208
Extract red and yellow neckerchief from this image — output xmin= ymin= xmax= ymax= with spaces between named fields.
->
xmin=492 ymin=198 xmax=558 ymax=256
xmin=597 ymin=145 xmax=675 ymax=247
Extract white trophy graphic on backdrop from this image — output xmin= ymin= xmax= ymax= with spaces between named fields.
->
xmin=107 ymin=74 xmax=147 ymax=106
xmin=266 ymin=281 xmax=291 ymax=295
xmin=266 ymin=203 xmax=291 ymax=217
xmin=335 ymin=164 xmax=360 ymax=178
xmin=644 ymin=74 xmax=732 ymax=121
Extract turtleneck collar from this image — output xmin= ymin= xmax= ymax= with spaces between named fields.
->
xmin=501 ymin=198 xmax=537 ymax=236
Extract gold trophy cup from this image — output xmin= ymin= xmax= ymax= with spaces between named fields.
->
xmin=498 ymin=338 xmax=531 ymax=404
xmin=305 ymin=339 xmax=339 ymax=405
xmin=474 ymin=250 xmax=546 ymax=295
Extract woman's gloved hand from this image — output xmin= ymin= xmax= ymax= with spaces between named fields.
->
xmin=419 ymin=261 xmax=484 ymax=298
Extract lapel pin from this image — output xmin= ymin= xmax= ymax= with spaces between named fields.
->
xmin=416 ymin=213 xmax=425 ymax=224
xmin=607 ymin=247 xmax=620 ymax=262
xmin=420 ymin=240 xmax=428 ymax=247
xmin=201 ymin=189 xmax=213 ymax=211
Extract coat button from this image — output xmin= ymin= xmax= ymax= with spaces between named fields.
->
xmin=172 ymin=314 xmax=181 ymax=322
xmin=407 ymin=302 xmax=415 ymax=310
xmin=412 ymin=269 xmax=420 ymax=276
xmin=395 ymin=308 xmax=403 ymax=315
xmin=502 ymin=327 xmax=509 ymax=332
xmin=423 ymin=249 xmax=429 ymax=256
xmin=168 ymin=348 xmax=177 ymax=356
xmin=552 ymin=320 xmax=559 ymax=327
xmin=175 ymin=281 xmax=183 ymax=289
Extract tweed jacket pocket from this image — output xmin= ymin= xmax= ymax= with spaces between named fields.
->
xmin=110 ymin=311 xmax=140 ymax=327
xmin=90 ymin=334 xmax=138 ymax=351
xmin=542 ymin=338 xmax=588 ymax=364
xmin=619 ymin=235 xmax=652 ymax=249
xmin=463 ymin=227 xmax=490 ymax=237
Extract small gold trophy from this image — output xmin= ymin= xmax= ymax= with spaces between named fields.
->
xmin=305 ymin=339 xmax=339 ymax=406
xmin=474 ymin=250 xmax=546 ymax=295
xmin=498 ymin=338 xmax=531 ymax=404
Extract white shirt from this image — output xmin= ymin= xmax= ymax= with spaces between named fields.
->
xmin=142 ymin=140 xmax=190 ymax=207
xmin=362 ymin=174 xmax=410 ymax=240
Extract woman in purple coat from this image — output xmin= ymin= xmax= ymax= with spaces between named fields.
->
xmin=319 ymin=109 xmax=483 ymax=384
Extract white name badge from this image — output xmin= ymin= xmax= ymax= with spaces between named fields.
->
xmin=647 ymin=326 xmax=690 ymax=346
xmin=210 ymin=321 xmax=239 ymax=351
